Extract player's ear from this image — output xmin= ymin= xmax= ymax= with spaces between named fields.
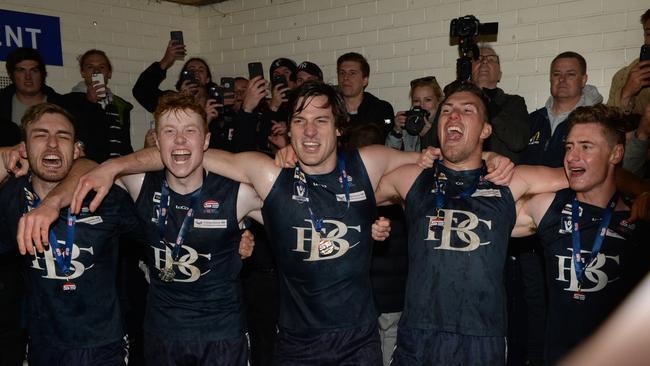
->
xmin=610 ymin=143 xmax=624 ymax=165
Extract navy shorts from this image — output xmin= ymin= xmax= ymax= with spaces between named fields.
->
xmin=392 ymin=327 xmax=506 ymax=366
xmin=27 ymin=338 xmax=128 ymax=366
xmin=274 ymin=322 xmax=382 ymax=366
xmin=143 ymin=332 xmax=249 ymax=366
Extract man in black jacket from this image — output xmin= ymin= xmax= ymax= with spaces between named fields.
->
xmin=337 ymin=52 xmax=394 ymax=139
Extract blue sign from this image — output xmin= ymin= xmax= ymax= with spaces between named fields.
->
xmin=0 ymin=9 xmax=63 ymax=66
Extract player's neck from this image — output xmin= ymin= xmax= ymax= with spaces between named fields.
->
xmin=165 ymin=168 xmax=204 ymax=195
xmin=576 ymin=181 xmax=617 ymax=208
xmin=298 ymin=153 xmax=337 ymax=176
xmin=441 ymin=154 xmax=483 ymax=172
xmin=31 ymin=176 xmax=59 ymax=200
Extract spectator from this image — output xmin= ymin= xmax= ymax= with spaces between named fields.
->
xmin=233 ymin=77 xmax=248 ymax=112
xmin=295 ymin=61 xmax=324 ymax=87
xmin=622 ymin=104 xmax=650 ymax=177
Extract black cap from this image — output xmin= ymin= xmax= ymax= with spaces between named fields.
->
xmin=270 ymin=58 xmax=297 ymax=80
xmin=296 ymin=61 xmax=323 ymax=81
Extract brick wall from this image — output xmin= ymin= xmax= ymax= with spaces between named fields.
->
xmin=1 ymin=0 xmax=648 ymax=147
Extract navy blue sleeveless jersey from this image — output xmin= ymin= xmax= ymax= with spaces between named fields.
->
xmin=261 ymin=149 xmax=378 ymax=333
xmin=0 ymin=176 xmax=139 ymax=348
xmin=402 ymin=163 xmax=516 ymax=337
xmin=536 ymin=189 xmax=649 ymax=364
xmin=135 ymin=171 xmax=245 ymax=341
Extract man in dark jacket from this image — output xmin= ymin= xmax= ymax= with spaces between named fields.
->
xmin=337 ymin=52 xmax=394 ymax=139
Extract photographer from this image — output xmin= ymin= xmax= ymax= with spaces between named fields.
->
xmin=387 ymin=77 xmax=441 ymax=152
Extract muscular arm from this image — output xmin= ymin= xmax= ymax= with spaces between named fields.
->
xmin=375 ymin=164 xmax=421 ymax=206
xmin=509 ymin=165 xmax=568 ymax=201
xmin=359 ymin=145 xmax=420 ymax=190
xmin=511 ymin=192 xmax=555 ymax=238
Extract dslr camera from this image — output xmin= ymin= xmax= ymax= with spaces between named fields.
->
xmin=449 ymin=15 xmax=498 ymax=81
xmin=404 ymin=107 xmax=430 ymax=136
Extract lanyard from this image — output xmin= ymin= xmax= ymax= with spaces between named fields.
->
xmin=24 ymin=187 xmax=76 ymax=276
xmin=294 ymin=153 xmax=350 ymax=233
xmin=571 ymin=193 xmax=618 ymax=286
xmin=158 ymin=179 xmax=202 ymax=261
xmin=433 ymin=159 xmax=484 ymax=214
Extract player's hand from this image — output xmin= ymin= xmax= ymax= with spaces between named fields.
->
xmin=238 ymin=229 xmax=255 ymax=259
xmin=371 ymin=216 xmax=391 ymax=242
xmin=71 ymin=166 xmax=116 ymax=214
xmin=484 ymin=152 xmax=515 ymax=186
xmin=17 ymin=201 xmax=60 ymax=255
xmin=274 ymin=144 xmax=298 ymax=168
xmin=418 ymin=146 xmax=440 ymax=169
xmin=628 ymin=191 xmax=650 ymax=223
xmin=2 ymin=144 xmax=28 ymax=177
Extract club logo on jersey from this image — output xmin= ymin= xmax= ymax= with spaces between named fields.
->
xmin=202 ymin=200 xmax=220 ymax=214
xmin=292 ymin=181 xmax=309 ymax=203
xmin=30 ymin=241 xmax=95 ymax=280
xmin=152 ymin=241 xmax=213 ymax=282
xmin=558 ymin=204 xmax=624 ymax=239
xmin=292 ymin=219 xmax=361 ymax=261
xmin=425 ymin=209 xmax=492 ymax=252
xmin=555 ymin=248 xmax=621 ymax=293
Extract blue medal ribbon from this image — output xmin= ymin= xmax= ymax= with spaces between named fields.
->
xmin=158 ymin=179 xmax=202 ymax=261
xmin=433 ymin=159 xmax=484 ymax=215
xmin=571 ymin=192 xmax=618 ymax=288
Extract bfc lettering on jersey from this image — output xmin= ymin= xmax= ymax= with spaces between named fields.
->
xmin=555 ymin=248 xmax=621 ymax=293
xmin=292 ymin=218 xmax=361 ymax=261
xmin=424 ymin=208 xmax=492 ymax=252
xmin=30 ymin=240 xmax=95 ymax=280
xmin=152 ymin=240 xmax=212 ymax=282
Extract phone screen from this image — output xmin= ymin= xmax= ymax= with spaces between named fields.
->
xmin=248 ymin=62 xmax=264 ymax=80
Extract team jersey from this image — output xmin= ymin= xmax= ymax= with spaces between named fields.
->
xmin=135 ymin=171 xmax=245 ymax=341
xmin=261 ymin=149 xmax=378 ymax=333
xmin=401 ymin=162 xmax=516 ymax=337
xmin=536 ymin=189 xmax=649 ymax=364
xmin=0 ymin=176 xmax=139 ymax=348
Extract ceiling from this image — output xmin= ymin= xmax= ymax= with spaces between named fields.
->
xmin=163 ymin=0 xmax=226 ymax=5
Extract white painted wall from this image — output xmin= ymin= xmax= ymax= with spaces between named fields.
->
xmin=1 ymin=0 xmax=648 ymax=147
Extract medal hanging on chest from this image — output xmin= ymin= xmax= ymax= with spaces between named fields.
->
xmin=430 ymin=160 xmax=482 ymax=233
xmin=156 ymin=179 xmax=202 ymax=283
xmin=295 ymin=154 xmax=350 ymax=258
xmin=570 ymin=193 xmax=618 ymax=302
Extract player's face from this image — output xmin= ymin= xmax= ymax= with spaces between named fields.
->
xmin=296 ymin=71 xmax=319 ymax=88
xmin=12 ymin=60 xmax=44 ymax=97
xmin=186 ymin=60 xmax=210 ymax=86
xmin=411 ymin=86 xmax=439 ymax=117
xmin=337 ymin=61 xmax=368 ymax=98
xmin=290 ymin=95 xmax=340 ymax=174
xmin=156 ymin=109 xmax=210 ymax=182
xmin=564 ymin=123 xmax=621 ymax=193
xmin=24 ymin=113 xmax=79 ymax=183
xmin=550 ymin=58 xmax=587 ymax=101
xmin=80 ymin=53 xmax=112 ymax=86
xmin=437 ymin=91 xmax=491 ymax=165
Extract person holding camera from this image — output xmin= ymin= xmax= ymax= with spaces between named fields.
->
xmin=387 ymin=77 xmax=442 ymax=152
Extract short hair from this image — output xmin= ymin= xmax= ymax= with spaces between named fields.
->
xmin=337 ymin=52 xmax=370 ymax=78
xmin=78 ymin=49 xmax=112 ymax=72
xmin=153 ymin=92 xmax=208 ymax=132
xmin=441 ymin=80 xmax=491 ymax=123
xmin=409 ymin=76 xmax=443 ymax=101
xmin=21 ymin=103 xmax=76 ymax=141
xmin=567 ymin=104 xmax=627 ymax=146
xmin=175 ymin=57 xmax=212 ymax=90
xmin=234 ymin=76 xmax=248 ymax=83
xmin=6 ymin=47 xmax=47 ymax=83
xmin=551 ymin=51 xmax=587 ymax=75
xmin=345 ymin=123 xmax=383 ymax=149
xmin=641 ymin=9 xmax=650 ymax=24
xmin=288 ymin=81 xmax=349 ymax=131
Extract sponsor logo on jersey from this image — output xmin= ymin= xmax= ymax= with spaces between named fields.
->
xmin=292 ymin=219 xmax=361 ymax=261
xmin=76 ymin=216 xmax=104 ymax=225
xmin=203 ymin=200 xmax=220 ymax=214
xmin=555 ymin=248 xmax=621 ymax=293
xmin=194 ymin=219 xmax=227 ymax=229
xmin=471 ymin=189 xmax=502 ymax=197
xmin=336 ymin=190 xmax=366 ymax=202
xmin=425 ymin=208 xmax=493 ymax=252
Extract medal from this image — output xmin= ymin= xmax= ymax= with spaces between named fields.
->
xmin=62 ymin=280 xmax=77 ymax=293
xmin=573 ymin=283 xmax=586 ymax=301
xmin=158 ymin=266 xmax=175 ymax=282
xmin=318 ymin=239 xmax=335 ymax=256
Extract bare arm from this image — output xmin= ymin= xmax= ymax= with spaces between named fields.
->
xmin=375 ymin=164 xmax=421 ymax=206
xmin=359 ymin=145 xmax=421 ymax=190
xmin=509 ymin=166 xmax=568 ymax=201
xmin=511 ymin=192 xmax=555 ymax=238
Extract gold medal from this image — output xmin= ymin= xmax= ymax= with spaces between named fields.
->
xmin=318 ymin=239 xmax=335 ymax=256
xmin=158 ymin=267 xmax=175 ymax=282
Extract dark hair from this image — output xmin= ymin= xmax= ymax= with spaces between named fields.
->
xmin=441 ymin=80 xmax=491 ymax=123
xmin=175 ymin=57 xmax=212 ymax=90
xmin=78 ymin=49 xmax=112 ymax=72
xmin=154 ymin=92 xmax=208 ymax=132
xmin=641 ymin=9 xmax=650 ymax=24
xmin=337 ymin=52 xmax=370 ymax=78
xmin=21 ymin=103 xmax=76 ymax=141
xmin=567 ymin=104 xmax=626 ymax=146
xmin=234 ymin=76 xmax=248 ymax=83
xmin=6 ymin=47 xmax=47 ymax=83
xmin=288 ymin=81 xmax=349 ymax=131
xmin=552 ymin=51 xmax=587 ymax=75
xmin=345 ymin=123 xmax=383 ymax=149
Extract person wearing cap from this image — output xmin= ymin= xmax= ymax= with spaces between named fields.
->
xmin=296 ymin=61 xmax=324 ymax=87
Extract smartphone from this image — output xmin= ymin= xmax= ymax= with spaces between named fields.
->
xmin=248 ymin=62 xmax=264 ymax=80
xmin=220 ymin=77 xmax=235 ymax=92
xmin=220 ymin=77 xmax=235 ymax=108
xmin=180 ymin=69 xmax=196 ymax=84
xmin=641 ymin=44 xmax=650 ymax=62
xmin=208 ymin=86 xmax=225 ymax=104
xmin=91 ymin=73 xmax=106 ymax=99
xmin=271 ymin=74 xmax=287 ymax=89
xmin=170 ymin=31 xmax=185 ymax=60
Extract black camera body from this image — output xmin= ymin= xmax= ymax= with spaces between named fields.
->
xmin=449 ymin=15 xmax=498 ymax=81
xmin=404 ymin=107 xmax=430 ymax=136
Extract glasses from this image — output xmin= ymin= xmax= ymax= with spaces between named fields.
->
xmin=410 ymin=76 xmax=437 ymax=87
xmin=476 ymin=55 xmax=499 ymax=64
